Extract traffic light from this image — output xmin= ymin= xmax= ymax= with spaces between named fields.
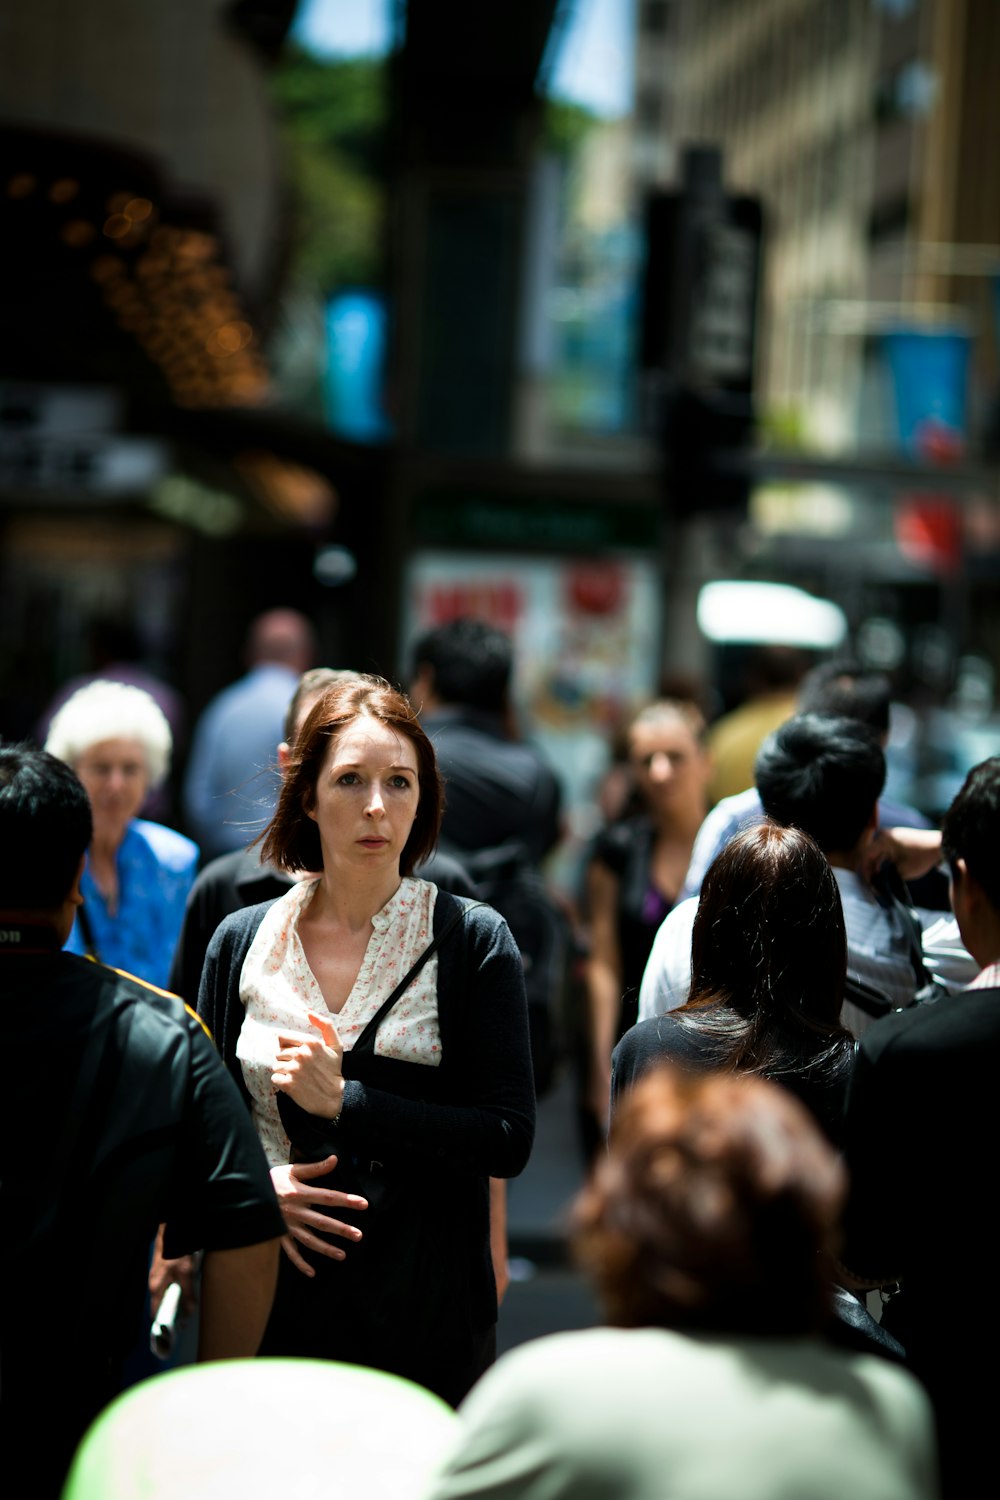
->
xmin=661 ymin=384 xmax=756 ymax=516
xmin=640 ymin=146 xmax=763 ymax=517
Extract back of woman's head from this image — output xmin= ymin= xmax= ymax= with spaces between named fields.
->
xmin=261 ymin=674 xmax=443 ymax=876
xmin=573 ymin=1065 xmax=845 ymax=1336
xmin=688 ymin=821 xmax=847 ymax=1033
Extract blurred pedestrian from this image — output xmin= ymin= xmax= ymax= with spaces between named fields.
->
xmin=640 ymin=714 xmax=975 ymax=1031
xmin=706 ymin=644 xmax=810 ymax=804
xmin=429 ymin=1067 xmax=936 ymax=1500
xmin=36 ymin=613 xmax=186 ymax=821
xmin=45 ymin=680 xmax=198 ymax=989
xmin=613 ymin=822 xmax=855 ymax=1147
xmin=682 ymin=659 xmax=933 ymax=903
xmin=410 ymin=616 xmax=567 ymax=1087
xmin=411 ymin=617 xmax=562 ymax=863
xmin=582 ymin=700 xmax=710 ymax=1141
xmin=411 ymin=617 xmax=566 ymax=1289
xmin=183 ymin=609 xmax=315 ymax=859
xmin=0 ymin=746 xmax=284 ymax=1499
xmin=842 ymin=756 xmax=1000 ymax=1497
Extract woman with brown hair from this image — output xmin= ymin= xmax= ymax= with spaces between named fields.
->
xmin=583 ymin=699 xmax=711 ymax=1138
xmin=197 ymin=674 xmax=534 ymax=1405
xmin=429 ymin=1067 xmax=936 ymax=1500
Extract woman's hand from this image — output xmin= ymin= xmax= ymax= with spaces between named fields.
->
xmin=272 ymin=1010 xmax=345 ymax=1119
xmin=270 ymin=1153 xmax=368 ymax=1277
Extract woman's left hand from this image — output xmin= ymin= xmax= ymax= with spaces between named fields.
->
xmin=272 ymin=1010 xmax=345 ymax=1119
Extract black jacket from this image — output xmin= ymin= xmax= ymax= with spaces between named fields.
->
xmin=197 ymin=888 xmax=535 ymax=1358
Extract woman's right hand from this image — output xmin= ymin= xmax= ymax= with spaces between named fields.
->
xmin=270 ymin=1154 xmax=368 ymax=1277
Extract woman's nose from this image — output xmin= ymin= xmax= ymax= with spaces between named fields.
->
xmin=650 ymin=753 xmax=672 ymax=781
xmin=365 ymin=785 xmax=386 ymax=817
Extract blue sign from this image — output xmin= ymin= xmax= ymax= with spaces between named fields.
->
xmin=324 ymin=291 xmax=391 ymax=443
xmin=882 ymin=327 xmax=970 ymax=458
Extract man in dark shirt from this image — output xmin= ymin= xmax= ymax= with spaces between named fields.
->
xmin=410 ymin=619 xmax=565 ymax=1283
xmin=410 ymin=618 xmax=562 ymax=863
xmin=411 ymin=618 xmax=567 ymax=1088
xmin=841 ymin=756 xmax=1000 ymax=1497
xmin=0 ymin=746 xmax=285 ymax=1496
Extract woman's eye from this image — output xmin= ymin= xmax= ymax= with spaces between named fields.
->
xmin=337 ymin=772 xmax=360 ymax=785
xmin=390 ymin=775 xmax=411 ymax=789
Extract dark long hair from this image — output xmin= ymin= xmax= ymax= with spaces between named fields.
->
xmin=677 ymin=821 xmax=852 ymax=1081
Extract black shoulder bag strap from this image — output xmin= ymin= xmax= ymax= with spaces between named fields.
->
xmin=351 ymin=899 xmax=483 ymax=1060
xmin=843 ymin=972 xmax=894 ymax=1020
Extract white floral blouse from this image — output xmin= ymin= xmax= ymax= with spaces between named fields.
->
xmin=236 ymin=876 xmax=441 ymax=1166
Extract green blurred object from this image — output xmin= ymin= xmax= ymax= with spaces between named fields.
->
xmin=61 ymin=1358 xmax=457 ymax=1500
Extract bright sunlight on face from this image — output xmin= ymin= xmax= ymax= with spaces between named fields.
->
xmin=307 ymin=716 xmax=421 ymax=873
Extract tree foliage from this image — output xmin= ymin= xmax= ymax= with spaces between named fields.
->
xmin=270 ymin=46 xmax=389 ymax=294
xmin=543 ymin=97 xmax=600 ymax=158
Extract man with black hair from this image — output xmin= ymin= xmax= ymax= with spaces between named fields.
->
xmin=754 ymin=711 xmax=886 ymax=853
xmin=755 ymin=714 xmax=970 ymax=1008
xmin=410 ymin=618 xmax=562 ymax=861
xmin=680 ymin=658 xmax=930 ymax=901
xmin=841 ymin=756 xmax=1000 ymax=1497
xmin=411 ymin=618 xmax=566 ymax=1283
xmin=0 ymin=746 xmax=285 ymax=1496
xmin=639 ymin=714 xmax=973 ymax=1027
xmin=411 ymin=617 xmax=567 ymax=1092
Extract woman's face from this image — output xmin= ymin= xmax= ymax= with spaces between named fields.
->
xmin=629 ymin=716 xmax=710 ymax=815
xmin=75 ymin=738 xmax=150 ymax=847
xmin=306 ymin=714 xmax=421 ymax=874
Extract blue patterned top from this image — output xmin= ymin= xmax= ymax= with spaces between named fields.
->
xmin=65 ymin=819 xmax=199 ymax=990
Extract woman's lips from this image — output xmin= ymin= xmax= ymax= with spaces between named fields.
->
xmin=358 ymin=836 xmax=388 ymax=847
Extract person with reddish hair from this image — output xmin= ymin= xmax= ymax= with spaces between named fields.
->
xmin=429 ymin=1067 xmax=936 ymax=1500
xmin=197 ymin=674 xmax=535 ymax=1405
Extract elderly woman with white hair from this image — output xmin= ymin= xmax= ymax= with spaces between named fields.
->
xmin=45 ymin=680 xmax=199 ymax=989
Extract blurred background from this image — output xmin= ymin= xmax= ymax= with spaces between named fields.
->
xmin=3 ymin=0 xmax=1000 ymax=873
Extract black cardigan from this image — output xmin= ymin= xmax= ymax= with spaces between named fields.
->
xmin=197 ymin=887 xmax=536 ymax=1338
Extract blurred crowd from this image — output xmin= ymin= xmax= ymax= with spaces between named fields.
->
xmin=3 ymin=611 xmax=997 ymax=1499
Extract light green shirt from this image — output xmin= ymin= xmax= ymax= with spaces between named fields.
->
xmin=428 ymin=1326 xmax=937 ymax=1500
